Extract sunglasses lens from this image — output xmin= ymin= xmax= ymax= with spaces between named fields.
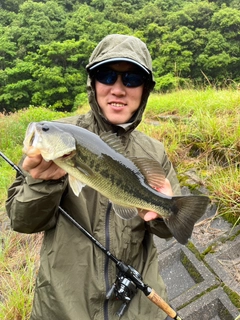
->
xmin=95 ymin=70 xmax=117 ymax=85
xmin=94 ymin=69 xmax=146 ymax=87
xmin=122 ymin=73 xmax=145 ymax=87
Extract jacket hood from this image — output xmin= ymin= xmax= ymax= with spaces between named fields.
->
xmin=86 ymin=34 xmax=155 ymax=135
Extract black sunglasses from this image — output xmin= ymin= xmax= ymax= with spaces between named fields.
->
xmin=93 ymin=69 xmax=148 ymax=88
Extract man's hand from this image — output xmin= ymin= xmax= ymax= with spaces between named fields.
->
xmin=23 ymin=155 xmax=66 ymax=180
xmin=138 ymin=178 xmax=173 ymax=222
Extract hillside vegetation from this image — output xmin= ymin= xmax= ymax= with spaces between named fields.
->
xmin=0 ymin=0 xmax=240 ymax=112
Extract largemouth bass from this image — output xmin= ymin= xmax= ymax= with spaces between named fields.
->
xmin=23 ymin=121 xmax=210 ymax=244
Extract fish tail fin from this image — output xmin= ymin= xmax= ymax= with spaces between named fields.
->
xmin=163 ymin=195 xmax=210 ymax=245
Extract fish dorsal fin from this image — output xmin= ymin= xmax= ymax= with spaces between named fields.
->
xmin=100 ymin=131 xmax=126 ymax=155
xmin=130 ymin=157 xmax=166 ymax=189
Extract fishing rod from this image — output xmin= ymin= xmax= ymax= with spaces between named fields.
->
xmin=0 ymin=151 xmax=183 ymax=320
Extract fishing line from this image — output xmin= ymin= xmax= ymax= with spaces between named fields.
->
xmin=0 ymin=151 xmax=183 ymax=320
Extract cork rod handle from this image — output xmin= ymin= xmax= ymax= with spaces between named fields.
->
xmin=147 ymin=289 xmax=182 ymax=319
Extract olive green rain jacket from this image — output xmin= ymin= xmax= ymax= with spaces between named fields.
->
xmin=6 ymin=34 xmax=181 ymax=320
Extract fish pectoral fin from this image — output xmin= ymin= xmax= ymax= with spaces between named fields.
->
xmin=130 ymin=157 xmax=166 ymax=189
xmin=112 ymin=203 xmax=138 ymax=220
xmin=164 ymin=195 xmax=210 ymax=245
xmin=68 ymin=175 xmax=86 ymax=196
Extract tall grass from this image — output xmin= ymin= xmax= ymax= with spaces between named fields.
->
xmin=139 ymin=88 xmax=240 ymax=224
xmin=0 ymin=88 xmax=239 ymax=318
xmin=0 ymin=231 xmax=42 ymax=320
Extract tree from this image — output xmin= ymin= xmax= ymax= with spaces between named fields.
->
xmin=0 ymin=27 xmax=17 ymax=69
xmin=166 ymin=11 xmax=193 ymax=30
xmin=133 ymin=3 xmax=165 ymax=29
xmin=29 ymin=39 xmax=94 ymax=111
xmin=16 ymin=0 xmax=66 ymax=52
xmin=196 ymin=31 xmax=234 ymax=81
xmin=0 ymin=59 xmax=34 ymax=112
xmin=182 ymin=1 xmax=217 ymax=29
xmin=211 ymin=6 xmax=240 ymax=39
xmin=0 ymin=0 xmax=25 ymax=13
xmin=0 ymin=8 xmax=17 ymax=25
xmin=154 ymin=0 xmax=184 ymax=12
xmin=65 ymin=4 xmax=132 ymax=43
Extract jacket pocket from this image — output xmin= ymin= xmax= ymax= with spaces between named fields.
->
xmin=116 ymin=219 xmax=146 ymax=264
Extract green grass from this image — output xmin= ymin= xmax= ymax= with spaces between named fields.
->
xmin=0 ymin=231 xmax=42 ymax=320
xmin=139 ymin=88 xmax=240 ymax=225
xmin=0 ymin=88 xmax=239 ymax=318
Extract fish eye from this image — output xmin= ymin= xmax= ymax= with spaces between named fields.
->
xmin=42 ymin=125 xmax=49 ymax=132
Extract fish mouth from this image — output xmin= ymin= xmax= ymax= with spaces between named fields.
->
xmin=60 ymin=150 xmax=76 ymax=160
xmin=23 ymin=123 xmax=40 ymax=155
xmin=29 ymin=131 xmax=35 ymax=146
xmin=46 ymin=149 xmax=76 ymax=162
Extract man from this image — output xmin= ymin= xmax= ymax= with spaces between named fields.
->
xmin=6 ymin=34 xmax=180 ymax=319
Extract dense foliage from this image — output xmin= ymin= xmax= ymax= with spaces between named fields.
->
xmin=0 ymin=0 xmax=239 ymax=112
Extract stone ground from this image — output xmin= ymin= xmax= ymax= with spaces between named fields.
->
xmin=1 ymin=202 xmax=239 ymax=320
xmin=154 ymin=202 xmax=240 ymax=320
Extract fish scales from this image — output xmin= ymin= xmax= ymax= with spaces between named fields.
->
xmin=59 ymin=139 xmax=169 ymax=214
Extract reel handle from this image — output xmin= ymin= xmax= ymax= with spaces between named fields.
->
xmin=147 ymin=289 xmax=182 ymax=320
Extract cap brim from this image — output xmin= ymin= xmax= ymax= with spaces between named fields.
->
xmin=88 ymin=58 xmax=150 ymax=74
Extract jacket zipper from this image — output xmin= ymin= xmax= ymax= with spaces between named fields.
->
xmin=103 ymin=202 xmax=112 ymax=320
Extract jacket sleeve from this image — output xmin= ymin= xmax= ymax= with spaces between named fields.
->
xmin=5 ymin=167 xmax=67 ymax=234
